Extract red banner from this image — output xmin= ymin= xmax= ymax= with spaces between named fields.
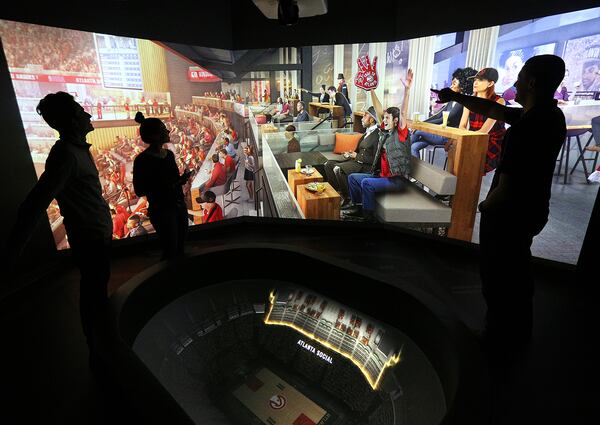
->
xmin=188 ymin=67 xmax=220 ymax=83
xmin=10 ymin=72 xmax=102 ymax=85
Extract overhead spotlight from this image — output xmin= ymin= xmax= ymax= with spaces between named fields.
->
xmin=277 ymin=0 xmax=299 ymax=26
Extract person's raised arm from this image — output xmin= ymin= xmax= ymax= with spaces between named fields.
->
xmin=432 ymin=88 xmax=510 ymax=123
xmin=7 ymin=149 xmax=75 ymax=258
xmin=399 ymin=68 xmax=413 ymax=129
xmin=370 ymin=91 xmax=384 ymax=123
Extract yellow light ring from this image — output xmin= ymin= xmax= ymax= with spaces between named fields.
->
xmin=264 ymin=290 xmax=401 ymax=390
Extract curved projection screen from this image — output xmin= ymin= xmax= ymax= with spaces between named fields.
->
xmin=1 ymin=7 xmax=599 ymax=264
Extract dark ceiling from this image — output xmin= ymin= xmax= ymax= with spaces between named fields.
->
xmin=2 ymin=1 xmax=600 ymax=50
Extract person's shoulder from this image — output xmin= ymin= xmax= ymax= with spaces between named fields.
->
xmin=48 ymin=140 xmax=76 ymax=161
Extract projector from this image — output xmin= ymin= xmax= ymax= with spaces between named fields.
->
xmin=252 ymin=0 xmax=328 ymax=26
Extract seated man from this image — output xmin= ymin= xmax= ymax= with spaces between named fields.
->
xmin=285 ymin=125 xmax=301 ymax=153
xmin=219 ymin=148 xmax=236 ymax=176
xmin=294 ymin=101 xmax=310 ymax=122
xmin=411 ymin=67 xmax=475 ymax=157
xmin=324 ymin=106 xmax=380 ymax=207
xmin=202 ymin=153 xmax=227 ymax=190
xmin=344 ymin=69 xmax=413 ymax=222
xmin=125 ymin=214 xmax=148 ymax=237
xmin=189 ymin=191 xmax=224 ymax=223
xmin=223 ymin=137 xmax=237 ymax=159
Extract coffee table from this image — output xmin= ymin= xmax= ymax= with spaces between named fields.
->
xmin=296 ymin=182 xmax=341 ymax=220
xmin=288 ymin=169 xmax=324 ymax=198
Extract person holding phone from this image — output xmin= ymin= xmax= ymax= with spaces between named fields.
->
xmin=133 ymin=112 xmax=191 ymax=259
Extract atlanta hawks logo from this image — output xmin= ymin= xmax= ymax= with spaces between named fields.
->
xmin=269 ymin=394 xmax=287 ymax=410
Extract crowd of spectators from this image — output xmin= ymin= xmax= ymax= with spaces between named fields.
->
xmin=203 ymin=90 xmax=245 ymax=104
xmin=0 ymin=21 xmax=99 ymax=73
xmin=95 ymin=113 xmax=218 ymax=238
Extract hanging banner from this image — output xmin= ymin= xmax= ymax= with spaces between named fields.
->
xmin=188 ymin=66 xmax=221 ymax=82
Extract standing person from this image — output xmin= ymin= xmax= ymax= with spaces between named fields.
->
xmin=344 ymin=69 xmax=413 ymax=221
xmin=337 ymin=73 xmax=349 ymax=100
xmin=301 ymin=84 xmax=330 ymax=103
xmin=433 ymin=55 xmax=567 ymax=346
xmin=327 ymin=86 xmax=352 ymax=126
xmin=132 ymin=112 xmax=192 ymax=260
xmin=243 ymin=145 xmax=256 ymax=202
xmin=7 ymin=92 xmax=113 ymax=360
xmin=453 ymin=67 xmax=506 ymax=174
xmin=96 ymin=100 xmax=103 ymax=120
xmin=324 ymin=106 xmax=381 ymax=206
xmin=124 ymin=100 xmax=131 ymax=119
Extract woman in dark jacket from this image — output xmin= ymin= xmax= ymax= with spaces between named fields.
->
xmin=133 ymin=112 xmax=192 ymax=259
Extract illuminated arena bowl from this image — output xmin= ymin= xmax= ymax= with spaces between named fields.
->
xmin=103 ymin=245 xmax=487 ymax=425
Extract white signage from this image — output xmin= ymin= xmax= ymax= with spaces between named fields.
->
xmin=297 ymin=339 xmax=333 ymax=364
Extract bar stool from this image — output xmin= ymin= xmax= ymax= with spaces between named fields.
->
xmin=569 ymin=131 xmax=598 ymax=183
xmin=555 ymin=126 xmax=590 ymax=184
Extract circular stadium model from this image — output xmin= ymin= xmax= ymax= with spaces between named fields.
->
xmin=105 ymin=246 xmax=486 ymax=425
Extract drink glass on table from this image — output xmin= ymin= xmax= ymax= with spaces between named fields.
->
xmin=442 ymin=111 xmax=450 ymax=127
xmin=413 ymin=112 xmax=421 ymax=122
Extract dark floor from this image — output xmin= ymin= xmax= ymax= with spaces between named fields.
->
xmin=427 ymin=140 xmax=599 ymax=265
xmin=0 ymin=222 xmax=596 ymax=425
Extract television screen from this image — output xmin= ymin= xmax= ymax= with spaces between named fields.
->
xmin=1 ymin=6 xmax=599 ymax=265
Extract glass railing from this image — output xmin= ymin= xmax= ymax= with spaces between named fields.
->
xmin=261 ymin=134 xmax=305 ymax=219
xmin=260 ymin=127 xmax=358 ymax=219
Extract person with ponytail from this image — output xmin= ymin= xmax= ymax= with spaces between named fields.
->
xmin=132 ymin=112 xmax=192 ymax=259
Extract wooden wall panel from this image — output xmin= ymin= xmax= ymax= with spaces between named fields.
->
xmin=138 ymin=39 xmax=169 ymax=93
xmin=87 ymin=125 xmax=139 ymax=151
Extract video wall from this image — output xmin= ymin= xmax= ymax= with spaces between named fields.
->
xmin=2 ymin=6 xmax=599 ymax=262
xmin=0 ymin=20 xmax=226 ymax=249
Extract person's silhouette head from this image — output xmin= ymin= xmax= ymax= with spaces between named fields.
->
xmin=515 ymin=55 xmax=565 ymax=105
xmin=212 ymin=153 xmax=220 ymax=163
xmin=135 ymin=111 xmax=168 ymax=146
xmin=36 ymin=91 xmax=93 ymax=137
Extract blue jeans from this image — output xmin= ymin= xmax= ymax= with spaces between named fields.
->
xmin=410 ymin=130 xmax=448 ymax=157
xmin=348 ymin=173 xmax=404 ymax=212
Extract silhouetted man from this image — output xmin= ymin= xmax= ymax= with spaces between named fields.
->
xmin=8 ymin=92 xmax=112 ymax=356
xmin=433 ymin=55 xmax=567 ymax=346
